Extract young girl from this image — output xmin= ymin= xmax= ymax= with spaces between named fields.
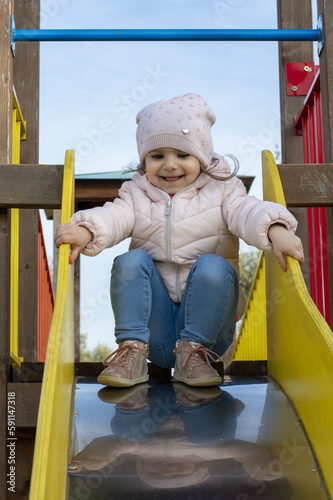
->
xmin=55 ymin=93 xmax=304 ymax=388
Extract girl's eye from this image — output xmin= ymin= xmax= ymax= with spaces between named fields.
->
xmin=151 ymin=154 xmax=163 ymax=159
xmin=178 ymin=154 xmax=189 ymax=159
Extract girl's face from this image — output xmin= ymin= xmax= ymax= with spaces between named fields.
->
xmin=145 ymin=147 xmax=201 ymax=195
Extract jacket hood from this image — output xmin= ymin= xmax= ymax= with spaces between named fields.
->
xmin=206 ymin=153 xmax=233 ymax=176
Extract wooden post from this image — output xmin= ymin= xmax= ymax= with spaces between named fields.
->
xmin=0 ymin=212 xmax=11 ymax=498
xmin=317 ymin=0 xmax=333 ymax=322
xmin=13 ymin=0 xmax=40 ymax=363
xmin=0 ymin=0 xmax=13 ymax=496
xmin=277 ymin=0 xmax=313 ymax=292
xmin=317 ymin=0 xmax=333 ymax=162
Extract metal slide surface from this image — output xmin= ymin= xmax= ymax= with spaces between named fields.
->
xmin=66 ymin=376 xmax=329 ymax=500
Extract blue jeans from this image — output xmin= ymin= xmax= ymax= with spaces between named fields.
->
xmin=111 ymin=250 xmax=239 ymax=368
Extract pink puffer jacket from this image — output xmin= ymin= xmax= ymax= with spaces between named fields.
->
xmin=71 ymin=155 xmax=297 ymax=316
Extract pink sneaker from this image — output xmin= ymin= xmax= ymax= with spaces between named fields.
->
xmin=173 ymin=340 xmax=223 ymax=387
xmin=97 ymin=341 xmax=149 ymax=388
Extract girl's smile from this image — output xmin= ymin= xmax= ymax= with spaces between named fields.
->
xmin=161 ymin=175 xmax=183 ymax=182
xmin=145 ymin=147 xmax=201 ymax=195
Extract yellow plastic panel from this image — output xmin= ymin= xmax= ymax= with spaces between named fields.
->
xmin=232 ymin=252 xmax=267 ymax=361
xmin=13 ymin=87 xmax=27 ymax=140
xmin=10 ymin=107 xmax=22 ymax=365
xmin=29 ymin=150 xmax=75 ymax=500
xmin=10 ymin=207 xmax=19 ymax=357
xmin=262 ymin=149 xmax=333 ymax=496
xmin=9 ymin=351 xmax=22 ymax=372
xmin=258 ymin=380 xmax=328 ymax=499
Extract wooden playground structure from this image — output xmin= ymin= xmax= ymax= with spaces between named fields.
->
xmin=1 ymin=0 xmax=333 ymax=498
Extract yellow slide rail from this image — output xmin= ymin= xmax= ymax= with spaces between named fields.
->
xmin=232 ymin=251 xmax=267 ymax=361
xmin=262 ymin=150 xmax=333 ymax=495
xmin=10 ymin=89 xmax=27 ymax=370
xmin=29 ymin=150 xmax=75 ymax=500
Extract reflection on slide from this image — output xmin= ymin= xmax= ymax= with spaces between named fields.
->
xmin=67 ymin=376 xmax=328 ymax=499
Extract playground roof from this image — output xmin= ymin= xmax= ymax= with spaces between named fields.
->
xmin=75 ymin=170 xmax=133 ymax=180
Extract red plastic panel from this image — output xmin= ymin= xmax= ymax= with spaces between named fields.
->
xmin=286 ymin=62 xmax=316 ymax=95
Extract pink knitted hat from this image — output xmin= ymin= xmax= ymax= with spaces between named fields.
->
xmin=136 ymin=93 xmax=216 ymax=167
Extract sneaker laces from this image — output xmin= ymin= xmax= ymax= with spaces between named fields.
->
xmin=102 ymin=343 xmax=147 ymax=369
xmin=182 ymin=345 xmax=221 ymax=369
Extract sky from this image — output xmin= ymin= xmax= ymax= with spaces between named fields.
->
xmin=37 ymin=0 xmax=318 ymax=351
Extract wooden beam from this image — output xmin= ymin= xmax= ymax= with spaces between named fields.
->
xmin=75 ymin=179 xmax=123 ymax=204
xmin=18 ymin=211 xmax=39 ymax=359
xmin=0 ymin=0 xmax=13 ymax=495
xmin=14 ymin=436 xmax=36 ymax=498
xmin=277 ymin=0 xmax=313 ymax=291
xmin=317 ymin=0 xmax=333 ymax=320
xmin=20 ymin=361 xmax=172 ymax=381
xmin=317 ymin=0 xmax=333 ymax=163
xmin=13 ymin=0 xmax=40 ymax=164
xmin=0 ymin=210 xmax=11 ymax=497
xmin=225 ymin=360 xmax=267 ymax=377
xmin=74 ymin=175 xmax=255 ymax=210
xmin=14 ymin=0 xmax=41 ymax=363
xmin=0 ymin=164 xmax=63 ymax=208
xmin=278 ymin=163 xmax=333 ymax=207
xmin=20 ymin=362 xmax=44 ymax=382
xmin=0 ymin=2 xmax=13 ymax=162
xmin=7 ymin=383 xmax=41 ymax=428
xmin=277 ymin=0 xmax=313 ymax=164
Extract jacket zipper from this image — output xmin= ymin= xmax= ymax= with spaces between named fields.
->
xmin=148 ymin=184 xmax=173 ymax=261
xmin=148 ymin=175 xmax=202 ymax=263
xmin=165 ymin=199 xmax=172 ymax=261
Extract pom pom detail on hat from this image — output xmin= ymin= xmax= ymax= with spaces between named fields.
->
xmin=136 ymin=93 xmax=216 ymax=167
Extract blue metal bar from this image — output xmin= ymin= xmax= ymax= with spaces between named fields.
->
xmin=13 ymin=28 xmax=322 ymax=43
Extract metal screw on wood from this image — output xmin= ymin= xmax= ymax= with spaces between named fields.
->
xmin=291 ymin=85 xmax=298 ymax=91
